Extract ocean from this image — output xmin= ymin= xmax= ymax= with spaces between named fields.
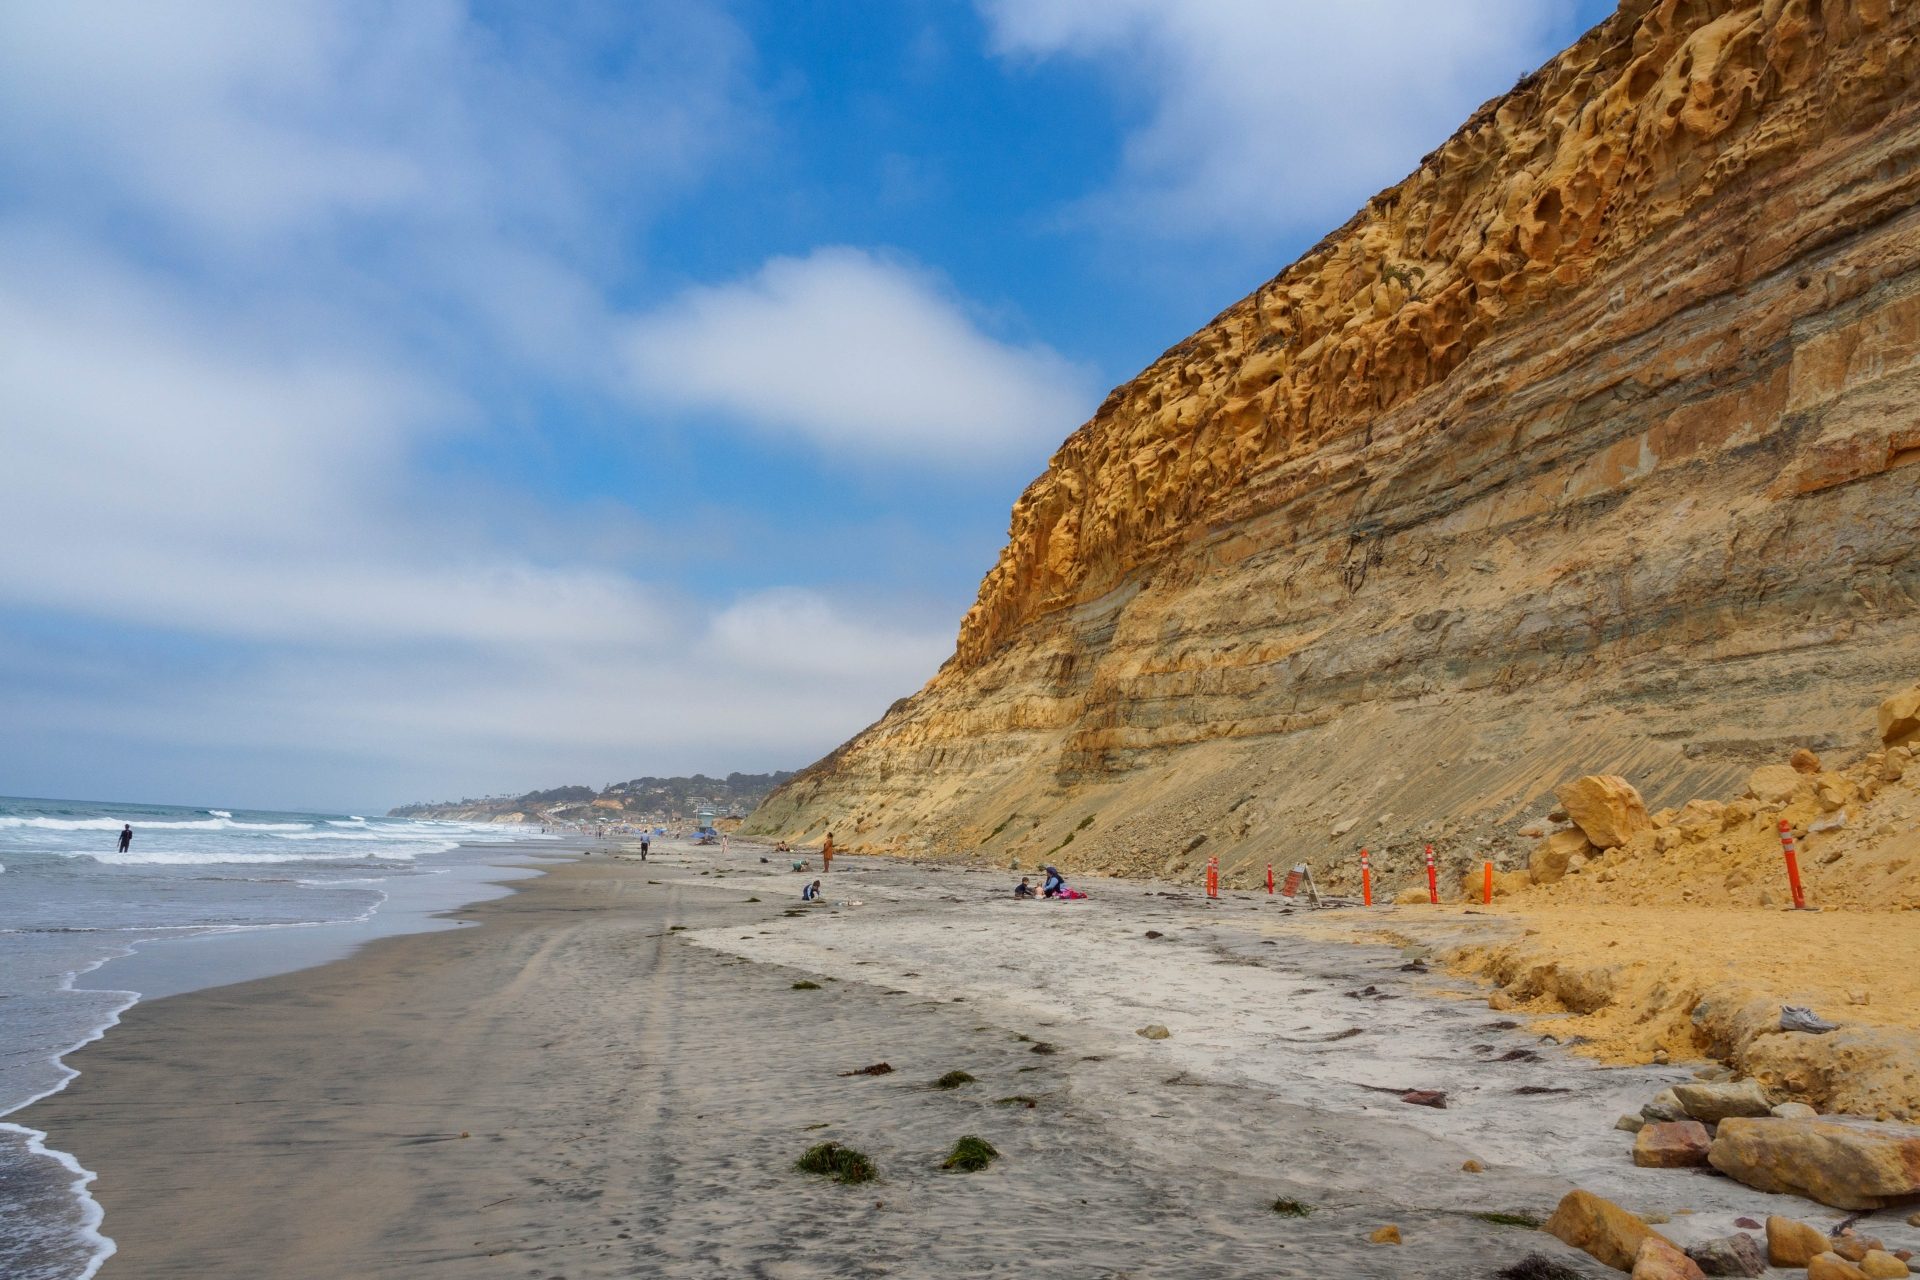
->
xmin=0 ymin=794 xmax=556 ymax=1280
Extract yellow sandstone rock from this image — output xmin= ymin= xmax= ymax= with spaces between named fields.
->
xmin=1861 ymin=1249 xmax=1911 ymax=1279
xmin=1879 ymin=687 xmax=1920 ymax=748
xmin=1769 ymin=1216 xmax=1833 ymax=1268
xmin=1632 ymin=1236 xmax=1705 ymax=1280
xmin=1368 ymin=1225 xmax=1401 ymax=1245
xmin=1810 ymin=1253 xmax=1872 ymax=1280
xmin=1557 ymin=776 xmax=1651 ymax=850
xmin=1545 ymin=1189 xmax=1673 ymax=1272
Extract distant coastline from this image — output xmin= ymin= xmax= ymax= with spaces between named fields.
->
xmin=389 ymin=770 xmax=794 ymax=825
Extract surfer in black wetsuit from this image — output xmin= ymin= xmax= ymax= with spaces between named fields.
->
xmin=118 ymin=824 xmax=133 ymax=853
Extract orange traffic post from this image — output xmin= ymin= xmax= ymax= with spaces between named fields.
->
xmin=1777 ymin=819 xmax=1808 ymax=910
xmin=1482 ymin=860 xmax=1493 ymax=905
xmin=1425 ymin=844 xmax=1439 ymax=904
xmin=1360 ymin=848 xmax=1373 ymax=906
xmin=1266 ymin=862 xmax=1275 ymax=894
xmin=1206 ymin=856 xmax=1219 ymax=899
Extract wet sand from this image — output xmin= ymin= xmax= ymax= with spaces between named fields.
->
xmin=25 ymin=842 xmax=1909 ymax=1278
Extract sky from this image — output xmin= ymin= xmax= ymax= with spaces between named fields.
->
xmin=0 ymin=0 xmax=1617 ymax=813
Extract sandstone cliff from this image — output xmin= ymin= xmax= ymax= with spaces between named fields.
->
xmin=749 ymin=0 xmax=1920 ymax=894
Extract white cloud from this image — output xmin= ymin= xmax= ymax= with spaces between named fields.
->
xmin=979 ymin=0 xmax=1574 ymax=238
xmin=0 ymin=4 xmax=960 ymax=807
xmin=624 ymin=247 xmax=1098 ymax=460
xmin=710 ymin=589 xmax=951 ymax=683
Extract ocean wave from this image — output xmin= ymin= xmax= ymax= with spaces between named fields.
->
xmin=60 ymin=849 xmax=421 ymax=867
xmin=326 ymin=818 xmax=368 ymax=827
xmin=0 ymin=817 xmax=311 ymax=833
xmin=208 ymin=810 xmax=232 ymax=819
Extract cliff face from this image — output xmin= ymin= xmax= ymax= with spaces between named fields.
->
xmin=749 ymin=0 xmax=1920 ymax=891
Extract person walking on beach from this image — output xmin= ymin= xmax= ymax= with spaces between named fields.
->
xmin=821 ymin=831 xmax=834 ymax=872
xmin=118 ymin=824 xmax=133 ymax=853
xmin=640 ymin=835 xmax=650 ymax=860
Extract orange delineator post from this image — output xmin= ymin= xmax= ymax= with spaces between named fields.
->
xmin=1266 ymin=863 xmax=1275 ymax=894
xmin=1425 ymin=844 xmax=1438 ymax=904
xmin=1360 ymin=848 xmax=1373 ymax=906
xmin=1206 ymin=856 xmax=1219 ymax=898
xmin=1482 ymin=860 xmax=1493 ymax=905
xmin=1777 ymin=819 xmax=1808 ymax=910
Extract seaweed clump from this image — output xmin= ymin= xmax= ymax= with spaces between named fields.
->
xmin=932 ymin=1070 xmax=976 ymax=1090
xmin=795 ymin=1142 xmax=876 ymax=1184
xmin=941 ymin=1136 xmax=1000 ymax=1172
xmin=1270 ymin=1198 xmax=1313 ymax=1218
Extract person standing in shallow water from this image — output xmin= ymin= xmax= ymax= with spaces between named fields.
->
xmin=821 ymin=831 xmax=834 ymax=872
xmin=118 ymin=824 xmax=132 ymax=853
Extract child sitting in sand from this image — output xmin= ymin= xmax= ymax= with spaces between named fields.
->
xmin=1014 ymin=877 xmax=1035 ymax=899
xmin=801 ymin=879 xmax=822 ymax=902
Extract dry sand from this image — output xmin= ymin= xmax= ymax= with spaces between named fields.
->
xmin=22 ymin=843 xmax=1920 ymax=1278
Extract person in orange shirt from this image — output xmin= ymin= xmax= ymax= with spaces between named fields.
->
xmin=822 ymin=830 xmax=835 ymax=872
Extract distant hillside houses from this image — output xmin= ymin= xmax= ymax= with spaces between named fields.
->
xmin=389 ymin=770 xmax=794 ymax=823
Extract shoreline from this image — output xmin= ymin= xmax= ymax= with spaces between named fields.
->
xmin=21 ymin=840 xmax=1918 ymax=1277
xmin=1 ymin=836 xmax=577 ymax=1280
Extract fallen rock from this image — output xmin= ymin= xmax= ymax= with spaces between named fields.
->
xmin=1810 ymin=1253 xmax=1871 ymax=1280
xmin=1642 ymin=1089 xmax=1688 ymax=1122
xmin=1136 ymin=1024 xmax=1171 ymax=1040
xmin=1531 ymin=828 xmax=1597 ymax=884
xmin=1837 ymin=1237 xmax=1883 ymax=1264
xmin=1671 ymin=1079 xmax=1772 ymax=1124
xmin=1393 ymin=885 xmax=1431 ymax=905
xmin=1461 ymin=1158 xmax=1485 ymax=1172
xmin=1769 ymin=1216 xmax=1832 ymax=1267
xmin=1685 ymin=1233 xmax=1766 ymax=1278
xmin=1616 ymin=1114 xmax=1647 ymax=1132
xmin=1634 ymin=1236 xmax=1706 ymax=1280
xmin=1747 ymin=763 xmax=1814 ymax=805
xmin=1772 ymin=1102 xmax=1819 ymax=1119
xmin=1712 ymin=1117 xmax=1920 ymax=1209
xmin=1879 ymin=685 xmax=1920 ymax=747
xmin=1369 ymin=1224 xmax=1401 ymax=1245
xmin=1634 ymin=1120 xmax=1711 ymax=1168
xmin=1791 ymin=748 xmax=1823 ymax=774
xmin=1400 ymin=1089 xmax=1447 ymax=1109
xmin=1544 ymin=1189 xmax=1674 ymax=1272
xmin=1331 ymin=818 xmax=1358 ymax=836
xmin=1556 ymin=775 xmax=1650 ymax=849
xmin=1861 ymin=1250 xmax=1911 ymax=1278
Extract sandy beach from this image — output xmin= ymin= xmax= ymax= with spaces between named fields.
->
xmin=23 ymin=841 xmax=1919 ymax=1278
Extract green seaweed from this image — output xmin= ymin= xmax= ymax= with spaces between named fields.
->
xmin=791 ymin=980 xmax=822 ymax=990
xmin=1270 ymin=1198 xmax=1313 ymax=1218
xmin=995 ymin=1096 xmax=1038 ymax=1108
xmin=941 ymin=1136 xmax=999 ymax=1172
xmin=795 ymin=1142 xmax=876 ymax=1184
xmin=932 ymin=1070 xmax=976 ymax=1090
xmin=1472 ymin=1211 xmax=1544 ymax=1229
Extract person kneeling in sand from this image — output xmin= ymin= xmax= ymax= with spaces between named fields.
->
xmin=801 ymin=879 xmax=822 ymax=902
xmin=1014 ymin=877 xmax=1036 ymax=899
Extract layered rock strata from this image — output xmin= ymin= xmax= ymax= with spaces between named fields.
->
xmin=750 ymin=0 xmax=1920 ymax=892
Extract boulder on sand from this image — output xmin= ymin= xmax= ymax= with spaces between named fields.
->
xmin=1544 ymin=1188 xmax=1675 ymax=1272
xmin=1809 ymin=1254 xmax=1871 ymax=1280
xmin=1634 ymin=1121 xmax=1711 ymax=1168
xmin=1634 ymin=1236 xmax=1706 ymax=1280
xmin=1531 ymin=828 xmax=1597 ymax=884
xmin=1746 ymin=764 xmax=1813 ymax=806
xmin=1685 ymin=1233 xmax=1766 ymax=1278
xmin=1671 ymin=1079 xmax=1772 ymax=1124
xmin=1770 ymin=1216 xmax=1835 ymax=1267
xmin=1879 ymin=685 xmax=1920 ymax=747
xmin=1714 ymin=1118 xmax=1920 ymax=1209
xmin=1555 ymin=775 xmax=1650 ymax=849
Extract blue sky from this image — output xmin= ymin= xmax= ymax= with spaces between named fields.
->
xmin=0 ymin=0 xmax=1615 ymax=811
